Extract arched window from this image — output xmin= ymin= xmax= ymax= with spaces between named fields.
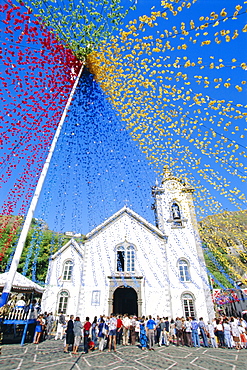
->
xmin=58 ymin=290 xmax=69 ymax=314
xmin=62 ymin=260 xmax=73 ymax=281
xmin=182 ymin=293 xmax=195 ymax=318
xmin=116 ymin=243 xmax=135 ymax=273
xmin=178 ymin=259 xmax=190 ymax=282
xmin=171 ymin=202 xmax=181 ymax=220
xmin=170 ymin=202 xmax=182 ymax=227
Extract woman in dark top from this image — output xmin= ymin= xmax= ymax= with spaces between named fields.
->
xmin=64 ymin=315 xmax=74 ymax=352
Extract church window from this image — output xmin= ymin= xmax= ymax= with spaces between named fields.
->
xmin=178 ymin=259 xmax=190 ymax=282
xmin=62 ymin=260 xmax=73 ymax=281
xmin=126 ymin=246 xmax=135 ymax=272
xmin=58 ymin=290 xmax=69 ymax=314
xmin=116 ymin=244 xmax=135 ymax=273
xmin=117 ymin=246 xmax=125 ymax=272
xmin=182 ymin=293 xmax=195 ymax=318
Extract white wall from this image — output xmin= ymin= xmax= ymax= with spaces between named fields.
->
xmin=80 ymin=212 xmax=171 ymax=318
xmin=41 ymin=243 xmax=83 ymax=316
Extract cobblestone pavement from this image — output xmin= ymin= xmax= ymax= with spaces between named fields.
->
xmin=1 ymin=340 xmax=247 ymax=370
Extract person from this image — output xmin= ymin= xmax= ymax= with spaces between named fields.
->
xmin=91 ymin=316 xmax=98 ymax=346
xmin=184 ymin=317 xmax=192 ymax=347
xmin=73 ymin=316 xmax=83 ymax=354
xmin=139 ymin=319 xmax=148 ymax=350
xmin=98 ymin=318 xmax=108 ymax=351
xmin=40 ymin=314 xmax=46 ymax=341
xmin=230 ymin=317 xmax=241 ymax=350
xmin=207 ymin=321 xmax=218 ymax=348
xmin=164 ymin=317 xmax=170 ymax=346
xmin=129 ymin=315 xmax=136 ymax=345
xmin=169 ymin=319 xmax=176 ymax=344
xmin=88 ymin=337 xmax=95 ymax=351
xmin=175 ymin=317 xmax=184 ymax=346
xmin=223 ymin=318 xmax=232 ymax=349
xmin=46 ymin=313 xmax=54 ymax=339
xmin=33 ymin=314 xmax=43 ymax=344
xmin=122 ymin=313 xmax=130 ymax=346
xmin=135 ymin=317 xmax=140 ymax=343
xmin=159 ymin=318 xmax=166 ymax=346
xmin=215 ymin=318 xmax=225 ymax=348
xmin=64 ymin=315 xmax=74 ymax=353
xmin=116 ymin=315 xmax=123 ymax=345
xmin=239 ymin=323 xmax=247 ymax=348
xmin=155 ymin=316 xmax=161 ymax=344
xmin=29 ymin=300 xmax=38 ymax=320
xmin=55 ymin=311 xmax=66 ymax=340
xmin=198 ymin=317 xmax=208 ymax=347
xmin=108 ymin=313 xmax=117 ymax=352
xmin=34 ymin=300 xmax=41 ymax=314
xmin=146 ymin=315 xmax=156 ymax=350
xmin=191 ymin=317 xmax=200 ymax=348
xmin=84 ymin=317 xmax=91 ymax=354
xmin=15 ymin=296 xmax=26 ymax=310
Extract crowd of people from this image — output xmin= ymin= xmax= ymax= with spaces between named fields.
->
xmin=32 ymin=312 xmax=247 ymax=353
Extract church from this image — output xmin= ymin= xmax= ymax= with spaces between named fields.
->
xmin=41 ymin=170 xmax=214 ymax=321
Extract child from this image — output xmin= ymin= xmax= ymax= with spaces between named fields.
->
xmin=88 ymin=337 xmax=95 ymax=351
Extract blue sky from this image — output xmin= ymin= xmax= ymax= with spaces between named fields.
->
xmin=0 ymin=0 xmax=246 ymax=235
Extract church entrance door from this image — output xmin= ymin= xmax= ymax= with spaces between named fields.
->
xmin=113 ymin=286 xmax=138 ymax=316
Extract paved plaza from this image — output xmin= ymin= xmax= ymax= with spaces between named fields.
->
xmin=0 ymin=340 xmax=247 ymax=370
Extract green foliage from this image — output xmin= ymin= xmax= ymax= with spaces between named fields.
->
xmin=199 ymin=210 xmax=247 ymax=289
xmin=0 ymin=216 xmax=85 ymax=284
xmin=203 ymin=251 xmax=234 ymax=289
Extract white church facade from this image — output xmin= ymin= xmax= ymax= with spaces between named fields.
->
xmin=41 ymin=171 xmax=214 ymax=321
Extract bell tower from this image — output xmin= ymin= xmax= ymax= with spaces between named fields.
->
xmin=152 ymin=166 xmax=214 ymax=321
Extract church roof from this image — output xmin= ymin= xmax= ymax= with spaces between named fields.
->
xmin=51 ymin=238 xmax=83 ymax=260
xmin=86 ymin=206 xmax=166 ymax=240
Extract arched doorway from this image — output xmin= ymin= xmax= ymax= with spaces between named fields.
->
xmin=113 ymin=286 xmax=138 ymax=316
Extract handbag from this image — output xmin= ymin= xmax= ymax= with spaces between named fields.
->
xmin=102 ymin=324 xmax=108 ymax=336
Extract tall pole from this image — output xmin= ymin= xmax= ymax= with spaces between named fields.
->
xmin=0 ymin=64 xmax=84 ymax=307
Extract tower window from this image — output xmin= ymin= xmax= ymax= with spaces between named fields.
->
xmin=116 ymin=244 xmax=135 ymax=273
xmin=178 ymin=259 xmax=190 ymax=282
xmin=171 ymin=202 xmax=182 ymax=227
xmin=171 ymin=202 xmax=181 ymax=219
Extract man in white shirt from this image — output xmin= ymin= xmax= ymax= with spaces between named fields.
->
xmin=16 ymin=296 xmax=26 ymax=310
xmin=122 ymin=313 xmax=130 ymax=345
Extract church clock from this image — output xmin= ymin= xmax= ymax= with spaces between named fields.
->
xmin=166 ymin=180 xmax=179 ymax=191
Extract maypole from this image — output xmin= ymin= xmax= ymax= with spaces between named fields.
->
xmin=0 ymin=64 xmax=84 ymax=307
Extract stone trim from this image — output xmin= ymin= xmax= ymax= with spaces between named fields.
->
xmin=107 ymin=276 xmax=143 ymax=316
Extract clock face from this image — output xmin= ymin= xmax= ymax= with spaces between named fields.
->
xmin=166 ymin=180 xmax=179 ymax=191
